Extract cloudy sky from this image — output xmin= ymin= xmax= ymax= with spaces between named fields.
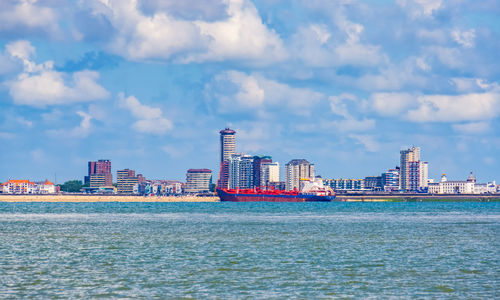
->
xmin=1 ymin=0 xmax=499 ymax=183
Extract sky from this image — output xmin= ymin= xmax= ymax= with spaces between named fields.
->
xmin=0 ymin=0 xmax=499 ymax=184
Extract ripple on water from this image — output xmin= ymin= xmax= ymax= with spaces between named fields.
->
xmin=0 ymin=202 xmax=499 ymax=298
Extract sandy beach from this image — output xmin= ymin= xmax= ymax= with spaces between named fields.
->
xmin=0 ymin=194 xmax=220 ymax=202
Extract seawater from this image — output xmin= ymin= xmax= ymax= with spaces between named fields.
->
xmin=0 ymin=202 xmax=498 ymax=298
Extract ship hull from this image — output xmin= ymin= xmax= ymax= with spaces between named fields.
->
xmin=217 ymin=189 xmax=335 ymax=202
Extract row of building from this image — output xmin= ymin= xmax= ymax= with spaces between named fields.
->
xmin=82 ymin=160 xmax=187 ymax=195
xmin=323 ymin=146 xmax=497 ymax=194
xmin=2 ymin=130 xmax=498 ymax=195
xmin=214 ymin=130 xmax=498 ymax=195
xmin=215 ymin=128 xmax=316 ymax=192
xmin=1 ymin=180 xmax=57 ymax=194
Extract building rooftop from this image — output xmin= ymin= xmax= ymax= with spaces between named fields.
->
xmin=4 ymin=179 xmax=35 ymax=184
xmin=220 ymin=128 xmax=236 ymax=134
xmin=286 ymin=159 xmax=311 ymax=165
xmin=187 ymin=169 xmax=212 ymax=173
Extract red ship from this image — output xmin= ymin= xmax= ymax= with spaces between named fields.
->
xmin=217 ymin=178 xmax=335 ymax=202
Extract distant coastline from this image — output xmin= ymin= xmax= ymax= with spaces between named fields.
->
xmin=0 ymin=195 xmax=219 ymax=202
xmin=0 ymin=194 xmax=499 ymax=202
xmin=336 ymin=194 xmax=500 ymax=202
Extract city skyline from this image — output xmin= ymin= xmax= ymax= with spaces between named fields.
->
xmin=0 ymin=124 xmax=498 ymax=186
xmin=0 ymin=1 xmax=499 ymax=183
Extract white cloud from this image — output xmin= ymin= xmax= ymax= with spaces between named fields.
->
xmin=192 ymin=0 xmax=287 ymax=63
xmin=289 ymin=25 xmax=335 ymax=67
xmin=4 ymin=40 xmax=110 ymax=107
xmin=349 ymin=134 xmax=380 ymax=152
xmin=452 ymin=29 xmax=475 ymax=48
xmin=139 ymin=0 xmax=228 ymax=21
xmin=414 ymin=0 xmax=443 ymax=15
xmin=416 ymin=29 xmax=447 ymax=44
xmin=105 ymin=1 xmax=206 ymax=61
xmin=415 ymin=57 xmax=431 ymax=71
xmin=221 ymin=71 xmax=265 ymax=108
xmin=290 ymin=21 xmax=383 ymax=67
xmin=328 ymin=93 xmax=375 ymax=131
xmin=16 ymin=116 xmax=33 ymax=128
xmin=330 ymin=118 xmax=376 ymax=132
xmin=372 ymin=91 xmax=500 ymax=123
xmin=0 ymin=52 xmax=20 ymax=75
xmin=119 ymin=93 xmax=163 ymax=119
xmin=9 ymin=70 xmax=110 ymax=106
xmin=206 ymin=71 xmax=324 ymax=116
xmin=450 ymin=78 xmax=498 ymax=93
xmin=118 ymin=93 xmax=173 ymax=135
xmin=0 ymin=0 xmax=60 ymax=36
xmin=5 ymin=40 xmax=35 ymax=61
xmin=47 ymin=111 xmax=93 ymax=138
xmin=73 ymin=111 xmax=93 ymax=137
xmin=334 ymin=22 xmax=382 ymax=66
xmin=397 ymin=0 xmax=443 ymax=17
xmin=294 ymin=117 xmax=375 ymax=133
xmin=371 ymin=93 xmax=416 ymax=116
xmin=452 ymin=122 xmax=490 ymax=134
xmin=310 ymin=24 xmax=331 ymax=45
xmin=330 ymin=93 xmax=357 ymax=118
xmin=93 ymin=0 xmax=286 ymax=64
xmin=42 ymin=109 xmax=63 ymax=122
xmin=234 ymin=122 xmax=283 ymax=153
xmin=353 ymin=59 xmax=428 ymax=91
xmin=406 ymin=93 xmax=500 ymax=122
xmin=426 ymin=46 xmax=463 ymax=69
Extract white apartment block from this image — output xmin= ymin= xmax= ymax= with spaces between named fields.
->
xmin=285 ymin=159 xmax=314 ymax=191
xmin=260 ymin=162 xmax=280 ymax=186
xmin=428 ymin=173 xmax=496 ymax=194
xmin=229 ymin=154 xmax=254 ymax=189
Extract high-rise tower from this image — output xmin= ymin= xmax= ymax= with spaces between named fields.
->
xmin=400 ymin=147 xmax=427 ymax=192
xmin=220 ymin=128 xmax=236 ymax=164
xmin=218 ymin=128 xmax=236 ymax=189
xmin=400 ymin=147 xmax=418 ymax=191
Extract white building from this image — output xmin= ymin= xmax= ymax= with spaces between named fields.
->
xmin=474 ymin=182 xmax=497 ymax=194
xmin=1 ymin=180 xmax=36 ymax=194
xmin=428 ymin=172 xmax=496 ymax=194
xmin=420 ymin=161 xmax=429 ymax=189
xmin=185 ymin=169 xmax=212 ymax=194
xmin=34 ymin=180 xmax=57 ymax=194
xmin=229 ymin=154 xmax=254 ymax=189
xmin=260 ymin=162 xmax=280 ymax=186
xmin=285 ymin=159 xmax=314 ymax=191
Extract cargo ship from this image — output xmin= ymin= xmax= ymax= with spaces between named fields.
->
xmin=217 ymin=178 xmax=335 ymax=202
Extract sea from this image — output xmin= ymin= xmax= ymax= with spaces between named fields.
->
xmin=0 ymin=202 xmax=498 ymax=299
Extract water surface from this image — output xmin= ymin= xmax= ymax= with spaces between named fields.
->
xmin=0 ymin=202 xmax=498 ymax=298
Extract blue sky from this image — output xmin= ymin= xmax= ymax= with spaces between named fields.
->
xmin=1 ymin=0 xmax=499 ymax=184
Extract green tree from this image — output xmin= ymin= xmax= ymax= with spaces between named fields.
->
xmin=59 ymin=180 xmax=83 ymax=193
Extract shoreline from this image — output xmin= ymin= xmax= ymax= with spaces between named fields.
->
xmin=0 ymin=194 xmax=499 ymax=203
xmin=337 ymin=194 xmax=500 ymax=202
xmin=0 ymin=195 xmax=220 ymax=202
